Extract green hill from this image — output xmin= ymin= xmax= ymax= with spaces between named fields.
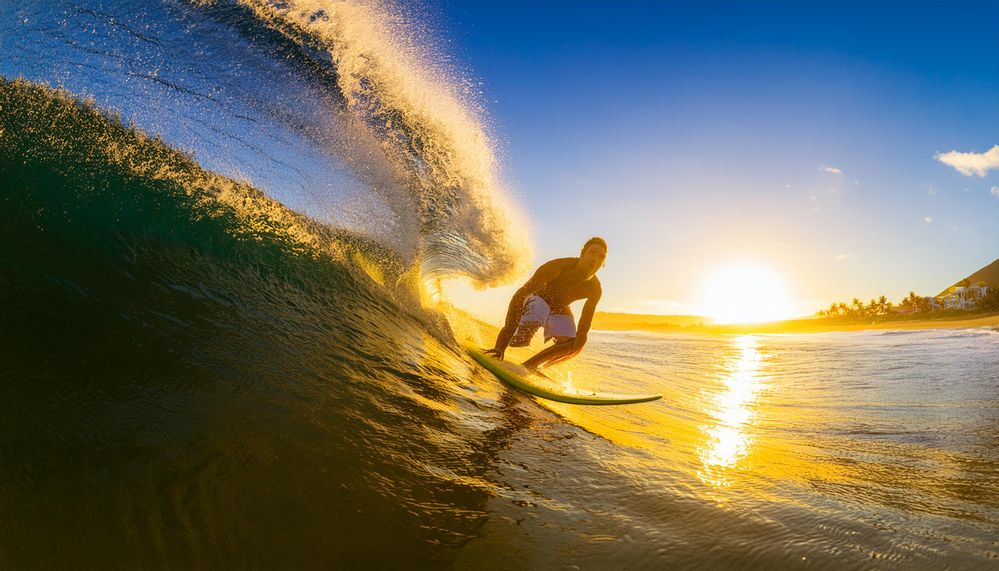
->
xmin=938 ymin=257 xmax=999 ymax=296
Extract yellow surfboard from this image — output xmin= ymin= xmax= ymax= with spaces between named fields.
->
xmin=465 ymin=346 xmax=662 ymax=406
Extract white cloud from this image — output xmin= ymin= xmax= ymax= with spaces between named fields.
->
xmin=834 ymin=252 xmax=854 ymax=261
xmin=992 ymin=186 xmax=999 ymax=198
xmin=923 ymin=216 xmax=933 ymax=223
xmin=935 ymin=145 xmax=999 ymax=177
xmin=819 ymin=165 xmax=843 ymax=174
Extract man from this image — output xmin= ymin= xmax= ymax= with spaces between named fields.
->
xmin=485 ymin=237 xmax=606 ymax=370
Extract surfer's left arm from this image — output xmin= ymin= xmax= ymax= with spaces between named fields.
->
xmin=573 ymin=285 xmax=601 ymax=353
xmin=543 ymin=285 xmax=601 ymax=368
xmin=536 ymin=292 xmax=600 ymax=369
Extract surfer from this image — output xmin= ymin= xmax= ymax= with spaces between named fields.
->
xmin=484 ymin=237 xmax=606 ymax=370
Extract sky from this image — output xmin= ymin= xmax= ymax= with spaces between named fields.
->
xmin=432 ymin=0 xmax=999 ymax=322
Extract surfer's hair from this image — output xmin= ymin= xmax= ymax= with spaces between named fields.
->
xmin=581 ymin=236 xmax=607 ymax=254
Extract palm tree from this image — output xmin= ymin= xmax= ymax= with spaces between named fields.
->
xmin=877 ymin=295 xmax=890 ymax=316
xmin=867 ymin=299 xmax=879 ymax=319
xmin=902 ymin=291 xmax=918 ymax=313
xmin=982 ymin=287 xmax=999 ymax=311
xmin=917 ymin=295 xmax=933 ymax=313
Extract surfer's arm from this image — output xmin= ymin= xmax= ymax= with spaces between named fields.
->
xmin=570 ymin=286 xmax=601 ymax=353
xmin=531 ymin=287 xmax=601 ymax=369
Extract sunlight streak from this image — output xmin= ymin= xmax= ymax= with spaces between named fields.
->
xmin=697 ymin=335 xmax=767 ymax=489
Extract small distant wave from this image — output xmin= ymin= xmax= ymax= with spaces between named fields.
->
xmin=863 ymin=326 xmax=998 ymax=340
xmin=867 ymin=330 xmax=922 ymax=337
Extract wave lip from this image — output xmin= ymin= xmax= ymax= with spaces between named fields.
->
xmin=237 ymin=0 xmax=531 ymax=287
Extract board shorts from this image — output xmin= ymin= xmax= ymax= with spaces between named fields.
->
xmin=508 ymin=294 xmax=576 ymax=347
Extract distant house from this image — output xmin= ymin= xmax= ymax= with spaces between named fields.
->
xmin=937 ymin=284 xmax=989 ymax=310
xmin=896 ymin=296 xmax=940 ymax=314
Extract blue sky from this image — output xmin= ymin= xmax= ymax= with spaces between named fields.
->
xmin=433 ymin=1 xmax=999 ymax=318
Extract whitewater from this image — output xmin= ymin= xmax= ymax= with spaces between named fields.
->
xmin=2 ymin=1 xmax=998 ymax=569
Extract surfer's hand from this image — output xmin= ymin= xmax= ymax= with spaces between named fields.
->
xmin=484 ymin=347 xmax=505 ymax=360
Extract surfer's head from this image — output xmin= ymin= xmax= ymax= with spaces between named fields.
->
xmin=578 ymin=237 xmax=607 ymax=276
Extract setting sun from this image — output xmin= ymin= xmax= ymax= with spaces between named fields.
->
xmin=699 ymin=264 xmax=797 ymax=324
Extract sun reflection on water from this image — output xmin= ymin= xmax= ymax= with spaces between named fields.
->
xmin=697 ymin=335 xmax=767 ymax=489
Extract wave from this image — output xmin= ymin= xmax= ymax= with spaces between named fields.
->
xmin=241 ymin=0 xmax=530 ymax=286
xmin=0 ymin=2 xmax=537 ymax=564
xmin=2 ymin=0 xmax=529 ymax=291
xmin=0 ymin=76 xmax=507 ymax=566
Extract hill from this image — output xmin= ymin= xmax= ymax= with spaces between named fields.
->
xmin=937 ymin=257 xmax=999 ymax=296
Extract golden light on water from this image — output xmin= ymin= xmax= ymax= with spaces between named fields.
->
xmin=697 ymin=335 xmax=766 ymax=489
xmin=699 ymin=263 xmax=796 ymax=324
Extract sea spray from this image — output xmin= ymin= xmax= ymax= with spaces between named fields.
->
xmin=2 ymin=0 xmax=530 ymax=299
xmin=230 ymin=0 xmax=531 ymax=288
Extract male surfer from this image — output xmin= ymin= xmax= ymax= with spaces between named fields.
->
xmin=485 ymin=237 xmax=606 ymax=370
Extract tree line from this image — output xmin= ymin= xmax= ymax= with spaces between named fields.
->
xmin=816 ymin=282 xmax=999 ymax=321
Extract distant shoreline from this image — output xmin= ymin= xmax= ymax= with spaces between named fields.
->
xmin=591 ymin=312 xmax=999 ymax=335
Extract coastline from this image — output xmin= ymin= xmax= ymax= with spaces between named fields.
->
xmin=592 ymin=312 xmax=999 ymax=335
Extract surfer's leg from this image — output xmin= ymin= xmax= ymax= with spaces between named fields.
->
xmin=522 ymin=338 xmax=574 ymax=370
xmin=508 ymin=295 xmax=551 ymax=348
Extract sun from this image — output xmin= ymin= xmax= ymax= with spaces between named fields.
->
xmin=699 ymin=263 xmax=796 ymax=324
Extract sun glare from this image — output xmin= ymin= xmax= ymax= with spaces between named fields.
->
xmin=699 ymin=263 xmax=796 ymax=324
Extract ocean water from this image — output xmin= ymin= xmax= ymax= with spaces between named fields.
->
xmin=472 ymin=329 xmax=999 ymax=569
xmin=3 ymin=1 xmax=999 ymax=569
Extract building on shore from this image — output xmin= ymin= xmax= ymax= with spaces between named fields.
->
xmin=937 ymin=284 xmax=990 ymax=310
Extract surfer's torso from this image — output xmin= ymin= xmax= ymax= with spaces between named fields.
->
xmin=535 ymin=257 xmax=601 ymax=315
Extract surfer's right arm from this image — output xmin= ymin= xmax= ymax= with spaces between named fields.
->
xmin=485 ymin=260 xmax=564 ymax=360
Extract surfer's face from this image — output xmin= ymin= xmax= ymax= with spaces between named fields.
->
xmin=579 ymin=244 xmax=607 ymax=277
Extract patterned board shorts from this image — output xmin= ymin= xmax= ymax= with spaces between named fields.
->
xmin=508 ymin=294 xmax=576 ymax=347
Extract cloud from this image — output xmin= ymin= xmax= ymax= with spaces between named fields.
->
xmin=833 ymin=252 xmax=854 ymax=261
xmin=992 ymin=186 xmax=999 ymax=198
xmin=819 ymin=165 xmax=843 ymax=174
xmin=923 ymin=216 xmax=933 ymax=223
xmin=947 ymin=222 xmax=974 ymax=235
xmin=935 ymin=145 xmax=999 ymax=177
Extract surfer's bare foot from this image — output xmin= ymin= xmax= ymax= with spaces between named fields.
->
xmin=483 ymin=347 xmax=505 ymax=360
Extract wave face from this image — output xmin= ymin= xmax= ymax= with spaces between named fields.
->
xmin=1 ymin=0 xmax=528 ymax=286
xmin=0 ymin=1 xmax=529 ymax=566
xmin=0 ymin=77 xmax=496 ymax=567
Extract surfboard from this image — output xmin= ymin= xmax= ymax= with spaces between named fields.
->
xmin=465 ymin=346 xmax=662 ymax=405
